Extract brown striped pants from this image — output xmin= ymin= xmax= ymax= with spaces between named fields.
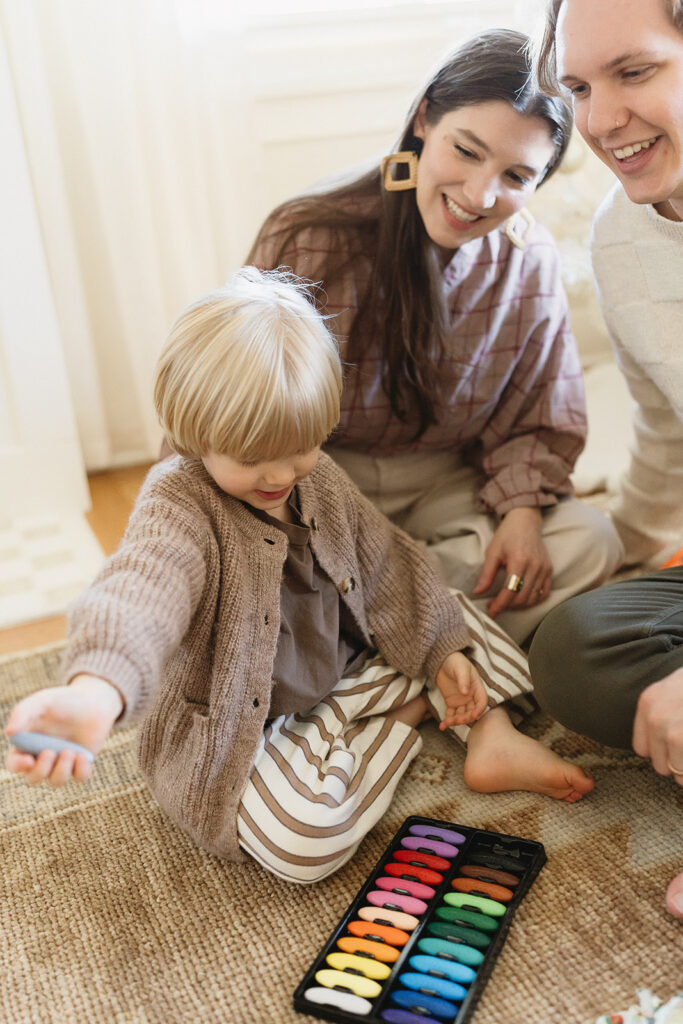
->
xmin=236 ymin=591 xmax=532 ymax=883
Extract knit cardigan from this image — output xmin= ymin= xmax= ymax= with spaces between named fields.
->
xmin=592 ymin=183 xmax=683 ymax=563
xmin=62 ymin=453 xmax=470 ymax=861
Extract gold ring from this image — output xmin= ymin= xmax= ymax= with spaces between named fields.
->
xmin=668 ymin=760 xmax=683 ymax=776
xmin=505 ymin=573 xmax=524 ymax=593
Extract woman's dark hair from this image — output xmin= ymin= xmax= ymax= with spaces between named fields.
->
xmin=248 ymin=29 xmax=572 ymax=439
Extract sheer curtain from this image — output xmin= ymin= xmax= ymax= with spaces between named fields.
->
xmin=0 ymin=15 xmax=87 ymax=518
xmin=0 ymin=0 xmax=533 ymax=517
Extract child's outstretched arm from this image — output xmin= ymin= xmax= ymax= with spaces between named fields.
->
xmin=4 ymin=675 xmax=123 ymax=786
xmin=436 ymin=652 xmax=488 ymax=730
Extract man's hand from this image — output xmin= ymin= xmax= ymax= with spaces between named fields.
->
xmin=632 ymin=667 xmax=683 ymax=784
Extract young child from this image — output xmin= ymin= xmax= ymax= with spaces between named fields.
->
xmin=4 ymin=268 xmax=593 ymax=883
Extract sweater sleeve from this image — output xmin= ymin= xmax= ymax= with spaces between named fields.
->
xmin=475 ymin=235 xmax=586 ymax=516
xmin=591 ymin=190 xmax=683 ymax=563
xmin=605 ymin=326 xmax=683 ymax=563
xmin=61 ymin=484 xmax=208 ymax=723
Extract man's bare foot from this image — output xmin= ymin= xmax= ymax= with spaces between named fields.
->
xmin=383 ymin=693 xmax=430 ymax=729
xmin=464 ymin=706 xmax=594 ymax=803
xmin=665 ymin=873 xmax=683 ymax=919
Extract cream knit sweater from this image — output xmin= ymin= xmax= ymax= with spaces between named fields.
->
xmin=62 ymin=453 xmax=470 ymax=861
xmin=592 ymin=183 xmax=683 ymax=563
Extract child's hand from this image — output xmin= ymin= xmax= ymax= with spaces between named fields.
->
xmin=4 ymin=674 xmax=123 ymax=787
xmin=436 ymin=652 xmax=488 ymax=729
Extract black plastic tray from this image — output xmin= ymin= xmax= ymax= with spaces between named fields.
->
xmin=293 ymin=814 xmax=546 ymax=1024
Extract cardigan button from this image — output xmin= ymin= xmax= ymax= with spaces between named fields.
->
xmin=339 ymin=576 xmax=355 ymax=595
xmin=310 ymin=516 xmax=319 ymax=531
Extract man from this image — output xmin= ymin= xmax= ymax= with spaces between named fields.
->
xmin=530 ymin=0 xmax=683 ymax=921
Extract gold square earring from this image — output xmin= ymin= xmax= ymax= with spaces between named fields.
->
xmin=381 ymin=151 xmax=418 ymax=192
xmin=504 ymin=208 xmax=535 ymax=250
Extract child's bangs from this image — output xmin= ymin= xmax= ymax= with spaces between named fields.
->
xmin=155 ymin=267 xmax=342 ymax=461
xmin=210 ymin=380 xmax=339 ymax=463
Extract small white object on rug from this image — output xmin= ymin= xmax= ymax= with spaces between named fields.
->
xmin=0 ymin=515 xmax=104 ymax=629
xmin=596 ymin=990 xmax=683 ymax=1024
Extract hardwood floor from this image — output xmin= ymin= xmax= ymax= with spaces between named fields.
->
xmin=0 ymin=464 xmax=152 ymax=657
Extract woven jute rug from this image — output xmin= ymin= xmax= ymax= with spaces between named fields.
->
xmin=1 ymin=644 xmax=681 ymax=1024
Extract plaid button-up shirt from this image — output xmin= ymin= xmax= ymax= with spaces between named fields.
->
xmin=251 ymin=212 xmax=585 ymax=517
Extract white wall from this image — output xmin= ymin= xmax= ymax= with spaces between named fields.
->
xmin=200 ymin=0 xmax=544 ymax=270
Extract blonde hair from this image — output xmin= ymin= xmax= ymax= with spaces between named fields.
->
xmin=154 ymin=267 xmax=342 ymax=461
xmin=533 ymin=0 xmax=683 ymax=94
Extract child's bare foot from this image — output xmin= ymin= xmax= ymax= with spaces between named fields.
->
xmin=464 ymin=706 xmax=594 ymax=803
xmin=665 ymin=873 xmax=683 ymax=919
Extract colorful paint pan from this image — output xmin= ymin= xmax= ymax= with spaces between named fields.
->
xmin=337 ymin=936 xmax=401 ymax=963
xmin=459 ymin=863 xmax=520 ymax=888
xmin=389 ymin=987 xmax=458 ymax=1020
xmin=416 ymin=936 xmax=485 ymax=968
xmin=400 ymin=836 xmax=460 ymax=859
xmin=398 ymin=971 xmax=467 ymax=1003
xmin=347 ymin=919 xmax=410 ymax=947
xmin=293 ymin=816 xmax=547 ymax=1024
xmin=408 ymin=824 xmax=466 ymax=846
xmin=407 ymin=954 xmax=476 ymax=985
xmin=314 ymin=968 xmax=382 ymax=999
xmin=326 ymin=952 xmax=392 ymax=981
xmin=391 ymin=849 xmax=451 ymax=872
xmin=434 ymin=905 xmax=498 ymax=933
xmin=367 ymin=890 xmax=428 ymax=916
xmin=375 ymin=875 xmax=436 ymax=900
xmin=451 ymin=877 xmax=514 ymax=902
xmin=380 ymin=1010 xmax=443 ymax=1024
xmin=427 ymin=920 xmax=492 ymax=950
xmin=468 ymin=849 xmax=527 ymax=873
xmin=303 ymin=986 xmax=373 ymax=1015
xmin=357 ymin=906 xmax=420 ymax=932
xmin=383 ymin=861 xmax=443 ymax=886
xmin=443 ymin=892 xmax=506 ymax=917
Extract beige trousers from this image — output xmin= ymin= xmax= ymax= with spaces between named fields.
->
xmin=237 ymin=590 xmax=531 ymax=883
xmin=330 ymin=448 xmax=624 ymax=644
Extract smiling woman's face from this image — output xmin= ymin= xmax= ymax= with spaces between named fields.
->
xmin=556 ymin=0 xmax=683 ymax=210
xmin=411 ymin=99 xmax=556 ymax=253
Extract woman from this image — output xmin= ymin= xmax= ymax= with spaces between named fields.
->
xmin=249 ymin=29 xmax=623 ymax=645
xmin=530 ymin=0 xmax=683 ymax=920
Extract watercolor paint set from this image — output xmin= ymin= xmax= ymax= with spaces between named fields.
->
xmin=293 ymin=815 xmax=546 ymax=1024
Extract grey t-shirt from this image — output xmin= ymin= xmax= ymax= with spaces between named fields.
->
xmin=250 ymin=489 xmax=368 ymax=717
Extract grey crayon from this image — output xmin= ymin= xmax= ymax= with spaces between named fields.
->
xmin=9 ymin=731 xmax=95 ymax=763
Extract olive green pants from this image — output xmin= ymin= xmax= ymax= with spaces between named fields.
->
xmin=529 ymin=568 xmax=683 ymax=749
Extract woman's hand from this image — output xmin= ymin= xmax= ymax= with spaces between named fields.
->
xmin=632 ymin=668 xmax=683 ymax=785
xmin=473 ymin=506 xmax=552 ymax=619
xmin=4 ymin=674 xmax=123 ymax=787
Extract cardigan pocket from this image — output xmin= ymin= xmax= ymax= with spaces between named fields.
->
xmin=139 ymin=701 xmax=213 ymax=839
